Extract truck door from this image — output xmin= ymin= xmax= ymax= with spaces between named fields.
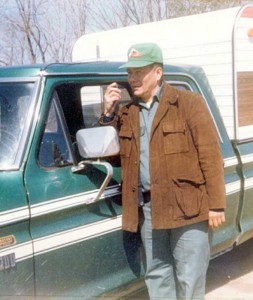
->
xmin=0 ymin=174 xmax=34 ymax=298
xmin=24 ymin=78 xmax=140 ymax=298
xmin=234 ymin=141 xmax=253 ymax=245
xmin=0 ymin=79 xmax=39 ymax=298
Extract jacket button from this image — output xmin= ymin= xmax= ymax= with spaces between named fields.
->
xmin=132 ymin=187 xmax=136 ymax=192
xmin=134 ymin=161 xmax=137 ymax=165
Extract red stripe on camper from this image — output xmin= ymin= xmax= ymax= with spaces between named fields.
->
xmin=241 ymin=6 xmax=253 ymax=18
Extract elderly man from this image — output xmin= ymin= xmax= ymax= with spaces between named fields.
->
xmin=100 ymin=43 xmax=226 ymax=300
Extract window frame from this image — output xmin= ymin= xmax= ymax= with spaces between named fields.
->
xmin=0 ymin=77 xmax=40 ymax=171
xmin=37 ymin=90 xmax=76 ymax=169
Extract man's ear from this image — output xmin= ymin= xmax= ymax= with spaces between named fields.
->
xmin=156 ymin=66 xmax=163 ymax=81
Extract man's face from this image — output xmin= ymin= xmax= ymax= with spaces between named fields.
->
xmin=127 ymin=64 xmax=162 ymax=102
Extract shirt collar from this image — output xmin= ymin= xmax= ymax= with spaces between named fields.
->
xmin=135 ymin=82 xmax=164 ymax=108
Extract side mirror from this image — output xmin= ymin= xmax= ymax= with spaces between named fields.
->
xmin=76 ymin=126 xmax=119 ymax=158
xmin=72 ymin=126 xmax=120 ymax=204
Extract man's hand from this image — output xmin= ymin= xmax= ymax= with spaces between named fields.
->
xmin=103 ymin=82 xmax=121 ymax=116
xmin=208 ymin=210 xmax=225 ymax=230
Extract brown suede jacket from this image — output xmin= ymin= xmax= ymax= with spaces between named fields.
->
xmin=100 ymin=82 xmax=226 ymax=232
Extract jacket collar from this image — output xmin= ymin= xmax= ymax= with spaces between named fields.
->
xmin=161 ymin=81 xmax=179 ymax=104
xmin=150 ymin=83 xmax=179 ymax=141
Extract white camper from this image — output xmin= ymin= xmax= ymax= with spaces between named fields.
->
xmin=72 ymin=5 xmax=253 ymax=140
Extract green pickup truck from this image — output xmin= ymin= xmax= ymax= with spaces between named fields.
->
xmin=0 ymin=62 xmax=252 ymax=299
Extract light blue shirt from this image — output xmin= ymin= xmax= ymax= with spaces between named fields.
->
xmin=136 ymin=84 xmax=163 ymax=192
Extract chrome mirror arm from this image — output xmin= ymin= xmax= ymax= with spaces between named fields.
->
xmin=72 ymin=159 xmax=113 ymax=204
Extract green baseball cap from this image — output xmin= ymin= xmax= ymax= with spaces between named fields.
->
xmin=119 ymin=42 xmax=163 ymax=69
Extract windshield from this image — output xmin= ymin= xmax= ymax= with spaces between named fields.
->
xmin=0 ymin=82 xmax=35 ymax=169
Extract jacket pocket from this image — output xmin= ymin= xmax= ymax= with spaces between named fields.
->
xmin=173 ymin=178 xmax=206 ymax=220
xmin=163 ymin=120 xmax=189 ymax=154
xmin=119 ymin=128 xmax=133 ymax=158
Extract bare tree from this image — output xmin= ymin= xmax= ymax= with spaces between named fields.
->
xmin=119 ymin=0 xmax=169 ymax=24
xmin=90 ymin=0 xmax=253 ymax=31
xmin=90 ymin=0 xmax=169 ymax=30
xmin=88 ymin=0 xmax=126 ymax=30
xmin=67 ymin=0 xmax=89 ymax=38
xmin=44 ymin=0 xmax=89 ymax=62
xmin=0 ymin=0 xmax=252 ymax=66
xmin=15 ymin=0 xmax=49 ymax=63
xmin=167 ymin=0 xmax=253 ymax=17
xmin=1 ymin=0 xmax=48 ymax=64
xmin=0 ymin=0 xmax=89 ymax=65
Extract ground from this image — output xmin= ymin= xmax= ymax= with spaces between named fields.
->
xmin=206 ymin=237 xmax=253 ymax=299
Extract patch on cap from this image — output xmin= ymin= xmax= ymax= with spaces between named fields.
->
xmin=129 ymin=48 xmax=143 ymax=58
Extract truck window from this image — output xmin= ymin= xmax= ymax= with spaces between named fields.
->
xmin=38 ymin=92 xmax=74 ymax=168
xmin=81 ymin=85 xmax=131 ymax=128
xmin=50 ymin=83 xmax=131 ymax=136
xmin=0 ymin=82 xmax=35 ymax=169
xmin=38 ymin=83 xmax=131 ymax=165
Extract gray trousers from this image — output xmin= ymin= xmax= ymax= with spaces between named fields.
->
xmin=139 ymin=202 xmax=212 ymax=300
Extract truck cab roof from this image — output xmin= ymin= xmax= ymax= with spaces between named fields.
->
xmin=0 ymin=61 xmax=206 ymax=80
